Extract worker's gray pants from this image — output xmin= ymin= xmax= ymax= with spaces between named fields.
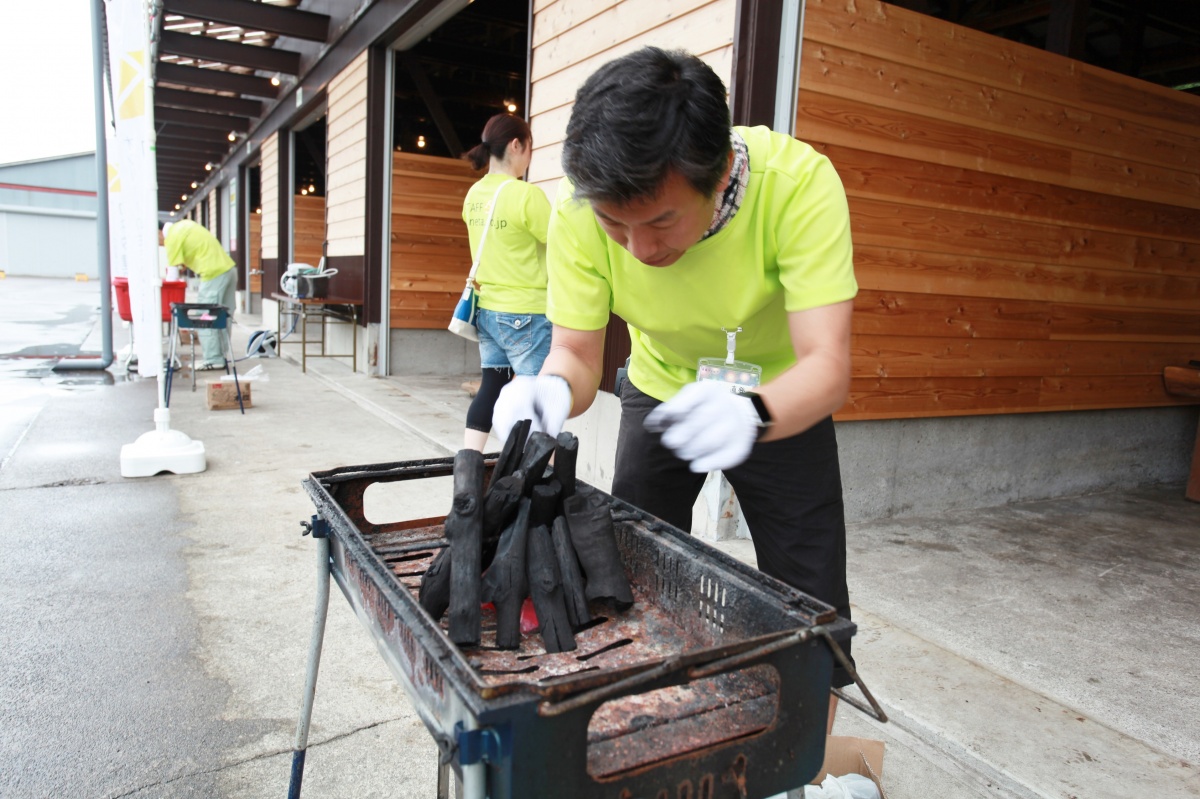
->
xmin=198 ymin=268 xmax=237 ymax=365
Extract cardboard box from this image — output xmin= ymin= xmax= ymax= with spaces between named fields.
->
xmin=206 ymin=379 xmax=251 ymax=410
xmin=813 ymin=736 xmax=887 ymax=798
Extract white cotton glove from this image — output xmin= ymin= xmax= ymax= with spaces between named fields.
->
xmin=492 ymin=375 xmax=573 ymax=444
xmin=644 ymin=381 xmax=760 ymax=473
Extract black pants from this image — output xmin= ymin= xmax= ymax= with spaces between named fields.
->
xmin=611 ymin=379 xmax=854 ymax=687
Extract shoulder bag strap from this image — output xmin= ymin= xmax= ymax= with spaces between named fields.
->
xmin=466 ymin=179 xmax=512 ymax=283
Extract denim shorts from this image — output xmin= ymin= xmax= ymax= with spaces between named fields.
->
xmin=476 ymin=309 xmax=552 ymax=374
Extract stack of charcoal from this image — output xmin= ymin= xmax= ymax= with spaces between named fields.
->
xmin=418 ymin=421 xmax=634 ymax=653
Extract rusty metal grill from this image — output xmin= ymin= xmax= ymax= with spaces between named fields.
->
xmin=301 ymin=455 xmax=858 ymax=799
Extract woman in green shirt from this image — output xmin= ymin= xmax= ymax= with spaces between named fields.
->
xmin=459 ymin=114 xmax=552 ymax=451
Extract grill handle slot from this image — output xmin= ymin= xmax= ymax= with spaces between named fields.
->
xmin=537 ymin=627 xmax=815 ymax=718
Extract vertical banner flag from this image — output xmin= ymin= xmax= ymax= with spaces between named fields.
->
xmin=105 ymin=0 xmax=161 ymax=377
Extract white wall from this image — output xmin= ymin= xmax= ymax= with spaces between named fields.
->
xmin=0 ymin=209 xmax=97 ymax=278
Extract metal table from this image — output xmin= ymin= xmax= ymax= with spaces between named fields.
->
xmin=272 ymin=292 xmax=360 ymax=373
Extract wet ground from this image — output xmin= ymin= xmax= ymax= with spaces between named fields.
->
xmin=2 ymin=275 xmax=1198 ymax=799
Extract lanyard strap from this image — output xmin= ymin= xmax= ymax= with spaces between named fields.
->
xmin=467 ymin=180 xmax=511 ymax=281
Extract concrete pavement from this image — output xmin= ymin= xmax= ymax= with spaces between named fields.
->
xmin=1 ymin=276 xmax=1198 ymax=798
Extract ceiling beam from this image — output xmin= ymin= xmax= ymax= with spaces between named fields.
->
xmin=1046 ymin=0 xmax=1092 ymax=58
xmin=155 ymin=86 xmax=264 ymax=118
xmin=967 ymin=1 xmax=1052 ymax=32
xmin=156 ymin=122 xmax=240 ymax=141
xmin=159 ymin=30 xmax=302 ymax=75
xmin=156 ymin=144 xmax=229 ymax=161
xmin=400 ymin=52 xmax=463 ymax=157
xmin=163 ymin=0 xmax=331 ymax=42
xmin=156 ymin=105 xmax=252 ymax=132
xmin=156 ymin=62 xmax=279 ymax=99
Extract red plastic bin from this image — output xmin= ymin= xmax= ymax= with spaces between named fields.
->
xmin=112 ymin=277 xmax=187 ymax=322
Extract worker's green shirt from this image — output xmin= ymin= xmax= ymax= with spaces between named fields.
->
xmin=164 ymin=220 xmax=235 ymax=281
xmin=546 ymin=125 xmax=858 ymax=402
xmin=462 ymin=174 xmax=550 ymax=314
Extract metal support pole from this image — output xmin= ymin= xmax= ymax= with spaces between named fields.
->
xmin=287 ymin=530 xmax=331 ymax=799
xmin=57 ymin=0 xmax=114 ymax=372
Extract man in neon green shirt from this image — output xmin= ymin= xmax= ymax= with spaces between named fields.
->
xmin=160 ymin=220 xmax=237 ymax=369
xmin=493 ymin=48 xmax=858 ymax=727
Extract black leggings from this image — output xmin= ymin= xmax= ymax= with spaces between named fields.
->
xmin=466 ymin=367 xmax=512 ymax=432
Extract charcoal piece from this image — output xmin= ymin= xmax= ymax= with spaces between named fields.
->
xmin=529 ymin=482 xmax=562 ymax=531
xmin=563 ymin=491 xmax=634 ymax=610
xmin=516 ymin=432 xmax=557 ymax=496
xmin=494 ymin=419 xmax=531 ymax=483
xmin=525 ymin=524 xmax=576 ymax=653
xmin=446 ymin=449 xmax=485 ymax=647
xmin=418 ymin=546 xmax=451 ymax=620
xmin=551 ymin=516 xmax=591 ymax=629
xmin=554 ymin=432 xmax=579 ymax=500
xmin=481 ymin=473 xmax=524 ymax=570
xmin=480 ymin=498 xmax=531 ymax=650
xmin=482 ymin=474 xmax=522 ymax=541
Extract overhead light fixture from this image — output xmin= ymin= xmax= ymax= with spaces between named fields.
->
xmin=181 ymin=194 xmax=188 ymax=201
xmin=270 ymin=73 xmax=281 ymax=87
xmin=227 ymin=131 xmax=237 ymax=142
xmin=308 ymin=183 xmax=315 ymax=193
xmin=174 ymin=203 xmax=181 ymax=210
xmin=170 ymin=211 xmax=176 ymax=217
xmin=255 ymin=207 xmax=262 ymax=214
xmin=190 ymin=181 xmax=198 ymax=189
xmin=417 ymin=134 xmax=426 ymax=149
xmin=506 ymin=102 xmax=517 ymax=113
xmin=205 ymin=162 xmax=213 ymax=171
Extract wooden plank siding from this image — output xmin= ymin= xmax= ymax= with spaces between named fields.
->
xmin=798 ymin=0 xmax=1200 ymax=421
xmin=292 ymin=193 xmax=326 ymax=268
xmin=388 ymin=151 xmax=481 ymax=328
xmin=326 ymin=52 xmax=369 ymax=258
xmin=249 ymin=212 xmax=262 ymax=293
xmin=260 ymin=133 xmax=279 ymax=261
xmin=527 ymin=0 xmax=736 ymax=198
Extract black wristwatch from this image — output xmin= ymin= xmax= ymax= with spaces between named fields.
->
xmin=743 ymin=391 xmax=773 ymax=439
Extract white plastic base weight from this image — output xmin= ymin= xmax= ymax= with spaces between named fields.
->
xmin=120 ymin=408 xmax=207 ymax=477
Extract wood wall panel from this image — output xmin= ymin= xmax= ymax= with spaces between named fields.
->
xmin=527 ymin=0 xmax=735 ymax=196
xmin=261 ymin=133 xmax=279 ymax=261
xmin=292 ymin=194 xmax=325 ymax=268
xmin=249 ymin=212 xmax=262 ymax=293
xmin=388 ymin=152 xmax=480 ymax=329
xmin=800 ymin=0 xmax=1200 ymax=420
xmin=326 ymin=52 xmax=368 ymax=259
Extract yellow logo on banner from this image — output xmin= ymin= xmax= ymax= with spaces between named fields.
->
xmin=108 ymin=163 xmax=121 ymax=193
xmin=118 ymin=50 xmax=145 ymax=120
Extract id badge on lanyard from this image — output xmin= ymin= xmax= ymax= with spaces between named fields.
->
xmin=697 ymin=327 xmax=762 ymax=394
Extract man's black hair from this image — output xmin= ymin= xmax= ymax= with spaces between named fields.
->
xmin=562 ymin=47 xmax=732 ymax=205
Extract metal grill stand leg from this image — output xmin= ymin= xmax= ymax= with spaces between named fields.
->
xmin=436 ymin=759 xmax=450 ymax=799
xmin=288 ymin=533 xmax=331 ymax=799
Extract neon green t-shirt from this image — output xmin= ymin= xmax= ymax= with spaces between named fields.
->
xmin=462 ymin=174 xmax=551 ymax=314
xmin=164 ymin=220 xmax=235 ymax=281
xmin=546 ymin=125 xmax=858 ymax=402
